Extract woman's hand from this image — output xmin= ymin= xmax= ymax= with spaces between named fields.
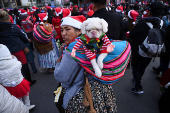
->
xmin=56 ymin=56 xmax=62 ymax=63
xmin=60 ymin=43 xmax=67 ymax=53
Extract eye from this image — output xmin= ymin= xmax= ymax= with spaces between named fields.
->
xmin=87 ymin=30 xmax=90 ymax=32
xmin=66 ymin=29 xmax=70 ymax=31
xmin=96 ymin=29 xmax=100 ymax=31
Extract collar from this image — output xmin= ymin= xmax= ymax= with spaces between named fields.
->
xmin=93 ymin=8 xmax=107 ymax=15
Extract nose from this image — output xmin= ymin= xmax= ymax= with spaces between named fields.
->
xmin=61 ymin=29 xmax=66 ymax=36
xmin=91 ymin=31 xmax=96 ymax=35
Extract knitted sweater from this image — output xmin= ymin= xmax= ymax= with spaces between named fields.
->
xmin=54 ymin=51 xmax=95 ymax=109
xmin=0 ymin=84 xmax=29 ymax=113
xmin=0 ymin=56 xmax=23 ymax=87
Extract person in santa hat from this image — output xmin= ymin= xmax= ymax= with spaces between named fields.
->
xmin=71 ymin=6 xmax=79 ymax=16
xmin=129 ymin=2 xmax=165 ymax=94
xmin=33 ymin=13 xmax=58 ymax=74
xmin=54 ymin=15 xmax=117 ymax=113
xmin=91 ymin=0 xmax=126 ymax=40
xmin=115 ymin=5 xmax=124 ymax=19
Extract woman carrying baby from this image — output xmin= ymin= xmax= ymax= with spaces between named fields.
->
xmin=54 ymin=16 xmax=117 ymax=113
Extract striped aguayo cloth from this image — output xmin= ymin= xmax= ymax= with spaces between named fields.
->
xmin=33 ymin=23 xmax=54 ymax=43
xmin=66 ymin=40 xmax=131 ymax=85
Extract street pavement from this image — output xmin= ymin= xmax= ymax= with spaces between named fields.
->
xmin=30 ymin=52 xmax=162 ymax=113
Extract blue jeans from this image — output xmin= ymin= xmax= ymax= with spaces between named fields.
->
xmin=29 ymin=61 xmax=37 ymax=73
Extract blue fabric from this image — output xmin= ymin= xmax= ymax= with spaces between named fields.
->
xmin=67 ymin=40 xmax=127 ymax=62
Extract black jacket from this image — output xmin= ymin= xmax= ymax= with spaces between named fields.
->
xmin=129 ymin=17 xmax=166 ymax=54
xmin=0 ymin=22 xmax=29 ymax=53
xmin=91 ymin=8 xmax=126 ymax=40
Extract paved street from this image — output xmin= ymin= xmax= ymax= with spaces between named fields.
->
xmin=30 ymin=51 xmax=162 ymax=113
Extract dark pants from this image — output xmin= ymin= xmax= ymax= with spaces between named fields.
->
xmin=156 ymin=57 xmax=170 ymax=75
xmin=29 ymin=61 xmax=37 ymax=73
xmin=131 ymin=52 xmax=152 ymax=90
xmin=22 ymin=63 xmax=32 ymax=82
xmin=158 ymin=86 xmax=170 ymax=113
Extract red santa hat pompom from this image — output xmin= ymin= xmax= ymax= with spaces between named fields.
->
xmin=60 ymin=15 xmax=86 ymax=29
xmin=62 ymin=8 xmax=71 ymax=18
xmin=20 ymin=9 xmax=27 ymax=15
xmin=55 ymin=7 xmax=62 ymax=16
xmin=128 ymin=10 xmax=139 ymax=24
xmin=32 ymin=6 xmax=38 ymax=11
xmin=116 ymin=6 xmax=123 ymax=13
xmin=38 ymin=13 xmax=48 ymax=24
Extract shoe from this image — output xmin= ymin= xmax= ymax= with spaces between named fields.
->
xmin=152 ymin=67 xmax=160 ymax=75
xmin=30 ymin=80 xmax=36 ymax=87
xmin=27 ymin=105 xmax=35 ymax=110
xmin=132 ymin=88 xmax=144 ymax=94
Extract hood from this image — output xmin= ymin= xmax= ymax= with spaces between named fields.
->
xmin=142 ymin=17 xmax=163 ymax=28
xmin=0 ymin=22 xmax=12 ymax=33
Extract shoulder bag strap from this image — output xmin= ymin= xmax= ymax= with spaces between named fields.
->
xmin=69 ymin=66 xmax=82 ymax=87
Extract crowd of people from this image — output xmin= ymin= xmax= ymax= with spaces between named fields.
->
xmin=0 ymin=0 xmax=170 ymax=113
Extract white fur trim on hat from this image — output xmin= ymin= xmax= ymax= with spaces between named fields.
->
xmin=60 ymin=17 xmax=82 ymax=29
xmin=39 ymin=15 xmax=48 ymax=21
xmin=0 ymin=44 xmax=12 ymax=61
xmin=20 ymin=12 xmax=27 ymax=15
xmin=116 ymin=8 xmax=122 ymax=12
xmin=128 ymin=11 xmax=133 ymax=19
xmin=55 ymin=9 xmax=62 ymax=16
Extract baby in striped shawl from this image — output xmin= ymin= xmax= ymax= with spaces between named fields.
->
xmin=71 ymin=18 xmax=115 ymax=78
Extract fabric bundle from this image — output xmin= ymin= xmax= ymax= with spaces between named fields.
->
xmin=33 ymin=23 xmax=54 ymax=43
xmin=66 ymin=40 xmax=131 ymax=85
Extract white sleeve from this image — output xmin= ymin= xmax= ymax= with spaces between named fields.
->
xmin=0 ymin=85 xmax=29 ymax=113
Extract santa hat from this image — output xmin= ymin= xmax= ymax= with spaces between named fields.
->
xmin=0 ymin=44 xmax=12 ymax=61
xmin=164 ymin=2 xmax=169 ymax=6
xmin=60 ymin=15 xmax=86 ymax=29
xmin=74 ymin=5 xmax=78 ymax=9
xmin=32 ymin=6 xmax=38 ymax=11
xmin=142 ymin=10 xmax=148 ymax=18
xmin=128 ymin=10 xmax=139 ymax=24
xmin=46 ymin=6 xmax=52 ymax=10
xmin=116 ymin=6 xmax=123 ymax=13
xmin=20 ymin=9 xmax=27 ymax=15
xmin=87 ymin=10 xmax=94 ymax=17
xmin=38 ymin=13 xmax=48 ymax=24
xmin=88 ymin=4 xmax=93 ymax=11
xmin=79 ymin=7 xmax=83 ymax=11
xmin=18 ymin=9 xmax=21 ymax=12
xmin=55 ymin=7 xmax=62 ymax=16
xmin=62 ymin=8 xmax=71 ymax=18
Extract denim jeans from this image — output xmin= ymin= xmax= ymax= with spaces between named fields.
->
xmin=29 ymin=61 xmax=37 ymax=73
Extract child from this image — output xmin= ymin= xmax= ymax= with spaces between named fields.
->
xmin=0 ymin=44 xmax=35 ymax=110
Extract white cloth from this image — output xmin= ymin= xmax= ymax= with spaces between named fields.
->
xmin=0 ymin=84 xmax=29 ymax=113
xmin=0 ymin=56 xmax=23 ymax=87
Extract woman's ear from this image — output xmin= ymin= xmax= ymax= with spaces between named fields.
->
xmin=100 ymin=19 xmax=108 ymax=33
xmin=80 ymin=22 xmax=88 ymax=34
